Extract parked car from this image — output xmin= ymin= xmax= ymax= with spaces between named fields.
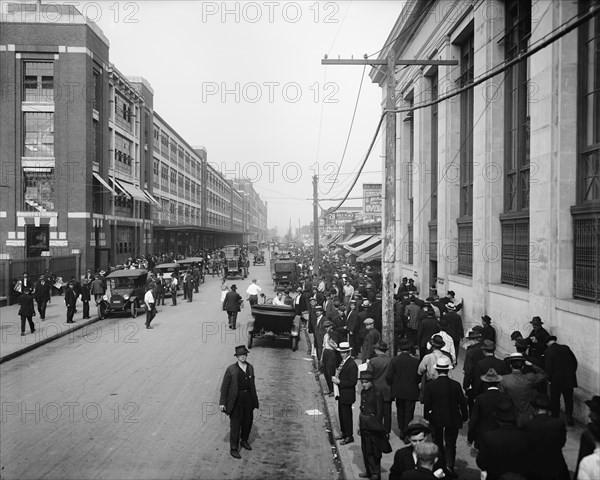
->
xmin=154 ymin=263 xmax=180 ymax=297
xmin=98 ymin=269 xmax=148 ymax=319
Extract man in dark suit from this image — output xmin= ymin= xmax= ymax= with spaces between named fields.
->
xmin=18 ymin=287 xmax=36 ymax=336
xmin=386 ymin=339 xmax=421 ymax=435
xmin=323 ymin=290 xmax=336 ymax=319
xmin=219 ymin=345 xmax=259 ymax=459
xmin=80 ymin=278 xmax=91 ymax=319
xmin=366 ymin=341 xmax=392 ymax=434
xmin=472 ymin=340 xmax=510 ymax=396
xmin=346 ymin=300 xmax=360 ymax=357
xmin=443 ymin=304 xmax=463 ymax=364
xmin=462 ymin=326 xmax=485 ymax=415
xmin=64 ymin=281 xmax=77 ymax=324
xmin=522 ymin=393 xmax=570 ymax=480
xmin=468 ymin=368 xmax=512 ymax=448
xmin=527 ymin=316 xmax=551 ymax=359
xmin=33 ymin=274 xmax=52 ymax=320
xmin=476 ymin=400 xmax=532 ymax=480
xmin=416 ymin=308 xmax=439 ymax=359
xmin=332 ymin=341 xmax=358 ymax=445
xmin=222 ymin=284 xmax=243 ymax=330
xmin=544 ymin=335 xmax=578 ymax=425
xmin=480 ymin=315 xmax=496 ymax=342
xmin=423 ymin=356 xmax=468 ymax=478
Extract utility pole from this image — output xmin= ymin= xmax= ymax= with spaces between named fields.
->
xmin=321 ymin=54 xmax=457 ymax=354
xmin=313 ymin=175 xmax=320 ymax=275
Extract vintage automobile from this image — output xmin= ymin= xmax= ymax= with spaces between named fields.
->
xmin=253 ymin=251 xmax=266 ymax=265
xmin=248 ymin=302 xmax=299 ymax=351
xmin=272 ymin=257 xmax=299 ymax=291
xmin=98 ymin=269 xmax=148 ymax=319
xmin=221 ymin=245 xmax=247 ymax=279
xmin=154 ymin=262 xmax=180 ymax=297
xmin=176 ymin=257 xmax=205 ymax=285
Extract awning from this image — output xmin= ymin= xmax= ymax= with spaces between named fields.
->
xmin=347 ymin=235 xmax=381 ymax=254
xmin=115 ymin=179 xmax=149 ymax=203
xmin=357 ymin=242 xmax=382 ymax=262
xmin=143 ymin=189 xmax=161 ymax=208
xmin=93 ymin=172 xmax=118 ymax=195
xmin=338 ymin=234 xmax=373 ymax=249
xmin=326 ymin=233 xmax=343 ymax=246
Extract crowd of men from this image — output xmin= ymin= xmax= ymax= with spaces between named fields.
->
xmin=285 ymin=254 xmax=596 ymax=480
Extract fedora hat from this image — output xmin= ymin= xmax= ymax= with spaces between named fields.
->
xmin=403 ymin=417 xmax=431 ymax=439
xmin=480 ymin=340 xmax=496 ymax=351
xmin=234 ymin=345 xmax=249 ymax=356
xmin=481 ymin=314 xmax=492 ymax=324
xmin=434 ymin=356 xmax=452 ymax=370
xmin=530 ymin=316 xmax=543 ymax=325
xmin=337 ymin=341 xmax=352 ymax=353
xmin=230 ymin=284 xmax=237 ymax=290
xmin=480 ymin=368 xmax=503 ymax=383
xmin=430 ymin=334 xmax=445 ymax=349
xmin=467 ymin=326 xmax=484 ymax=338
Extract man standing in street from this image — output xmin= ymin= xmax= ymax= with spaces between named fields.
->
xmin=333 ymin=341 xmax=358 ymax=445
xmin=34 ymin=274 xmax=52 ymax=320
xmin=64 ymin=281 xmax=77 ymax=324
xmin=423 ymin=356 xmax=468 ymax=478
xmin=80 ymin=278 xmax=91 ymax=319
xmin=144 ymin=285 xmax=156 ymax=329
xmin=219 ymin=345 xmax=259 ymax=459
xmin=246 ymin=279 xmax=262 ymax=306
xmin=544 ymin=335 xmax=578 ymax=425
xmin=367 ymin=341 xmax=392 ymax=435
xmin=386 ymin=339 xmax=421 ymax=437
xmin=223 ymin=284 xmax=243 ymax=330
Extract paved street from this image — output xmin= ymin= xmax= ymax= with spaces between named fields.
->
xmin=0 ymin=263 xmax=340 ymax=480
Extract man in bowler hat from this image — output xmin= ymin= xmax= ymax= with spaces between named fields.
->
xmin=219 ymin=345 xmax=259 ymax=459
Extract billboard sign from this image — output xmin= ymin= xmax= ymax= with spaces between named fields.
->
xmin=363 ymin=184 xmax=382 ymax=218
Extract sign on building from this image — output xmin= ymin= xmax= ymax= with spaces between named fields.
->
xmin=363 ymin=184 xmax=382 ymax=220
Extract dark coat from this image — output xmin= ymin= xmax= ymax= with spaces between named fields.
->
xmin=423 ymin=375 xmax=468 ymax=429
xmin=463 ymin=342 xmax=485 ymax=389
xmin=481 ymin=323 xmax=496 ymax=342
xmin=476 ymin=425 xmax=532 ymax=480
xmin=223 ymin=290 xmax=243 ymax=312
xmin=522 ymin=413 xmax=570 ymax=480
xmin=18 ymin=292 xmax=36 ymax=317
xmin=386 ymin=352 xmax=421 ymax=401
xmin=527 ymin=326 xmax=551 ymax=357
xmin=468 ymin=388 xmax=512 ymax=446
xmin=89 ymin=278 xmax=105 ymax=295
xmin=219 ymin=362 xmax=259 ymax=415
xmin=390 ymin=447 xmax=445 ymax=480
xmin=337 ymin=357 xmax=358 ymax=405
xmin=33 ymin=280 xmax=51 ymax=303
xmin=80 ymin=282 xmax=91 ymax=302
xmin=347 ymin=308 xmax=360 ymax=335
xmin=544 ymin=342 xmax=578 ymax=390
xmin=367 ymin=355 xmax=391 ymax=401
xmin=361 ymin=328 xmax=381 ymax=362
xmin=416 ymin=316 xmax=439 ymax=348
xmin=444 ymin=311 xmax=463 ymax=343
xmin=64 ymin=287 xmax=77 ymax=308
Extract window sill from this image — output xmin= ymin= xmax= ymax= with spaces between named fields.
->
xmin=556 ymin=298 xmax=600 ymax=319
xmin=448 ymin=274 xmax=473 ymax=288
xmin=488 ymin=282 xmax=529 ymax=301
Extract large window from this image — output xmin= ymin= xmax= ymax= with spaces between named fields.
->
xmin=23 ymin=112 xmax=54 ymax=157
xmin=572 ymin=0 xmax=600 ymax=302
xmin=501 ymin=0 xmax=531 ymax=288
xmin=458 ymin=32 xmax=475 ymax=276
xmin=23 ymin=170 xmax=55 ymax=211
xmin=23 ymin=62 xmax=53 ymax=102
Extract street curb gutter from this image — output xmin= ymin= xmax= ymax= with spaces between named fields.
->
xmin=0 ymin=314 xmax=101 ymax=365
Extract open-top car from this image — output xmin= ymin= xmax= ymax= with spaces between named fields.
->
xmin=154 ymin=262 xmax=180 ymax=297
xmin=248 ymin=302 xmax=299 ymax=350
xmin=98 ymin=269 xmax=148 ymax=319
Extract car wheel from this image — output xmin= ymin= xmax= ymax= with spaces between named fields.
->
xmin=130 ymin=302 xmax=138 ymax=318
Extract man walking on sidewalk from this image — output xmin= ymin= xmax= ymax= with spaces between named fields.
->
xmin=18 ymin=287 xmax=36 ymax=336
xmin=144 ymin=285 xmax=156 ymax=329
xmin=33 ymin=274 xmax=51 ymax=320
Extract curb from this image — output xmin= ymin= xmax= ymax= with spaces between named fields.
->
xmin=0 ymin=314 xmax=102 ymax=364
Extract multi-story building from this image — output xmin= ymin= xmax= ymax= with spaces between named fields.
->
xmin=372 ymin=0 xmax=599 ymax=417
xmin=0 ymin=2 xmax=267 ymax=283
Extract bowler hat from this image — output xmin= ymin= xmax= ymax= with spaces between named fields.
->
xmin=359 ymin=370 xmax=373 ymax=380
xmin=494 ymin=400 xmax=517 ymax=423
xmin=530 ymin=316 xmax=543 ymax=325
xmin=434 ymin=356 xmax=452 ymax=370
xmin=403 ymin=417 xmax=431 ymax=439
xmin=467 ymin=326 xmax=484 ymax=338
xmin=398 ymin=339 xmax=413 ymax=351
xmin=430 ymin=334 xmax=445 ymax=349
xmin=337 ymin=341 xmax=352 ymax=353
xmin=480 ymin=368 xmax=503 ymax=383
xmin=481 ymin=314 xmax=492 ymax=324
xmin=376 ymin=341 xmax=388 ymax=352
xmin=481 ymin=340 xmax=496 ymax=351
xmin=234 ymin=345 xmax=249 ymax=356
xmin=532 ymin=393 xmax=551 ymax=410
xmin=230 ymin=284 xmax=237 ymax=290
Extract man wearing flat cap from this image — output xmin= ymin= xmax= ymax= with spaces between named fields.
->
xmin=219 ymin=345 xmax=259 ymax=459
xmin=468 ymin=368 xmax=512 ymax=448
xmin=360 ymin=318 xmax=380 ymax=364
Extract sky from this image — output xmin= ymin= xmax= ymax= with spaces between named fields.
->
xmin=93 ymin=1 xmax=403 ymax=235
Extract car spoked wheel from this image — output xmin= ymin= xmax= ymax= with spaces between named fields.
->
xmin=130 ymin=302 xmax=138 ymax=318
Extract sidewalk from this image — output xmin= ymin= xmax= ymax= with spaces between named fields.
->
xmin=0 ymin=297 xmax=100 ymax=363
xmin=314 ymin=347 xmax=586 ymax=480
